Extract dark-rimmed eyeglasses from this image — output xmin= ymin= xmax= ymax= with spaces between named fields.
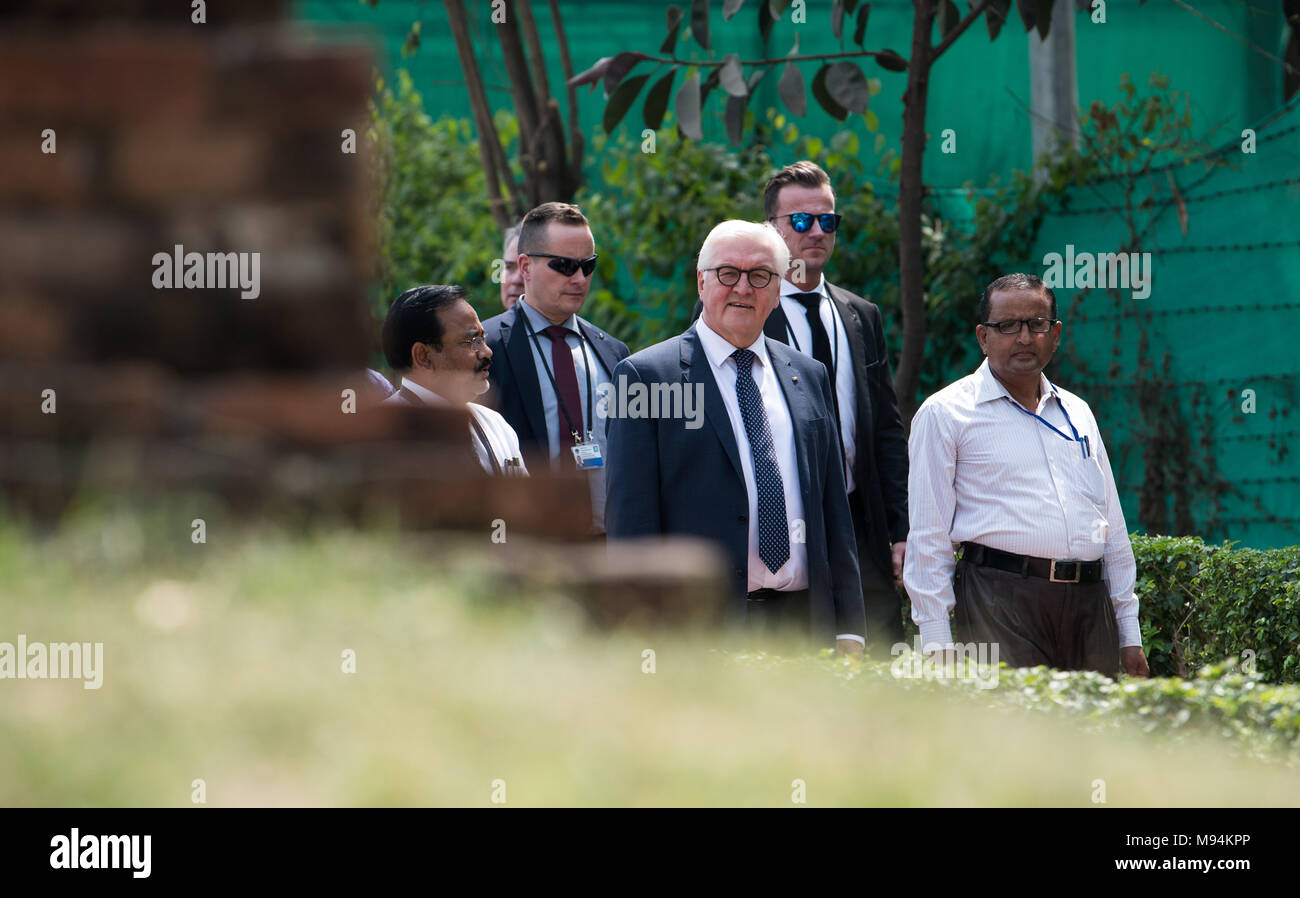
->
xmin=525 ymin=252 xmax=598 ymax=278
xmin=701 ymin=266 xmax=777 ymax=289
xmin=771 ymin=212 xmax=842 ymax=234
xmin=981 ymin=317 xmax=1059 ymax=335
xmin=457 ymin=335 xmax=488 ymax=350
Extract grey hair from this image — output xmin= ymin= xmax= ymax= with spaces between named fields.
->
xmin=697 ymin=220 xmax=791 ymax=276
xmin=503 ymin=222 xmax=522 ymax=257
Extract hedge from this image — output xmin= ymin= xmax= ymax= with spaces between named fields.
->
xmin=1133 ymin=535 xmax=1300 ymax=683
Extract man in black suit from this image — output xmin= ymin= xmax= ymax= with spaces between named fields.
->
xmin=607 ymin=220 xmax=865 ymax=652
xmin=763 ymin=161 xmax=909 ymax=649
xmin=481 ymin=202 xmax=630 ymax=534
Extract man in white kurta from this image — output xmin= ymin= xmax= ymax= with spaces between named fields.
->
xmin=381 ymin=285 xmax=527 ymax=477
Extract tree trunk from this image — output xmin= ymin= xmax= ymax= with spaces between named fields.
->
xmin=518 ymin=0 xmax=576 ymax=201
xmin=444 ymin=0 xmax=522 ymax=229
xmin=495 ymin=3 xmax=543 ymax=207
xmin=895 ymin=0 xmax=936 ymax=428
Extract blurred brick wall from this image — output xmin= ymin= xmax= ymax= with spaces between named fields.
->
xmin=0 ymin=3 xmax=594 ymax=540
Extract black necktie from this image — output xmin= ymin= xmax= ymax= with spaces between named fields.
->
xmin=790 ymin=291 xmax=840 ymax=425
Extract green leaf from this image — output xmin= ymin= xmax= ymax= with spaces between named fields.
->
xmin=691 ymin=0 xmax=710 ymax=50
xmin=985 ymin=0 xmax=1011 ymax=40
xmin=864 ymin=108 xmax=879 ymax=132
xmin=675 ymin=71 xmax=703 ymax=139
xmin=758 ymin=0 xmax=776 ymax=41
xmin=778 ymin=61 xmax=806 ymax=116
xmin=937 ymin=0 xmax=960 ymax=39
xmin=604 ymin=73 xmax=650 ymax=134
xmin=853 ymin=3 xmax=871 ymax=47
xmin=832 ymin=0 xmax=845 ymax=39
xmin=725 ymin=94 xmax=747 ymax=145
xmin=719 ymin=54 xmax=748 ymax=97
xmin=643 ymin=68 xmax=678 ymax=131
xmin=875 ymin=49 xmax=909 ymax=72
xmin=825 ymin=61 xmax=870 ymax=114
xmin=1016 ymin=0 xmax=1035 ymax=32
xmin=661 ymin=5 xmax=685 ymax=54
xmin=1034 ymin=0 xmax=1054 ymax=39
xmin=811 ymin=64 xmax=848 ymax=120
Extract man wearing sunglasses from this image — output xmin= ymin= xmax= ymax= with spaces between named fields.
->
xmin=762 ymin=161 xmax=910 ymax=652
xmin=380 ymin=284 xmax=528 ymax=476
xmin=481 ymin=202 xmax=630 ymax=533
xmin=607 ymin=220 xmax=865 ymax=653
xmin=904 ymin=274 xmax=1148 ymax=677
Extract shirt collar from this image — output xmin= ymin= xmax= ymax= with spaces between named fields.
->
xmin=695 ymin=316 xmax=772 ymax=372
xmin=518 ymin=295 xmax=578 ymax=333
xmin=972 ymin=358 xmax=1056 ymax=406
xmin=779 ymin=274 xmax=827 ymax=299
xmin=400 ymin=377 xmax=452 ymax=407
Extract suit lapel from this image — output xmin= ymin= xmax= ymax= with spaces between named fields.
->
xmin=503 ymin=307 xmax=549 ymax=444
xmin=764 ymin=304 xmax=790 ymax=343
xmin=681 ymin=327 xmax=743 ymax=481
xmin=826 ymin=282 xmax=872 ymax=409
xmin=768 ymin=340 xmax=816 ymax=520
xmin=575 ymin=317 xmax=622 ymax=378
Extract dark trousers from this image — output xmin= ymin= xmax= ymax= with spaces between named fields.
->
xmin=953 ymin=559 xmax=1120 ymax=675
xmin=745 ymin=588 xmax=811 ymax=646
xmin=848 ymin=489 xmax=904 ymax=650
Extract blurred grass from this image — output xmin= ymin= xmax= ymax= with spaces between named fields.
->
xmin=1 ymin=506 xmax=1298 ymax=807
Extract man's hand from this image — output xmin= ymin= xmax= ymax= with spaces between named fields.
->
xmin=891 ymin=540 xmax=907 ymax=587
xmin=836 ymin=638 xmax=865 ymax=657
xmin=1121 ymin=646 xmax=1149 ymax=678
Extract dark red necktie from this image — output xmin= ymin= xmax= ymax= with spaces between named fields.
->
xmin=543 ymin=325 xmax=583 ymax=445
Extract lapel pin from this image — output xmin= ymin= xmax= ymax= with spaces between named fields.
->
xmin=792 ymin=375 xmax=799 ymax=383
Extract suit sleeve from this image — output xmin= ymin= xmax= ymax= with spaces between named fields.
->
xmin=604 ymin=357 xmax=661 ymax=539
xmin=866 ymin=303 xmax=910 ymax=543
xmin=817 ymin=363 xmax=866 ymax=637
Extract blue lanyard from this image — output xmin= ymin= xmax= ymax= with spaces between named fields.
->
xmin=1008 ymin=383 xmax=1091 ymax=458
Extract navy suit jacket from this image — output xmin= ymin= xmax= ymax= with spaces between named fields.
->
xmin=605 ymin=324 xmax=865 ymax=644
xmin=481 ymin=303 xmax=630 ymax=472
xmin=691 ymin=283 xmax=908 ymax=576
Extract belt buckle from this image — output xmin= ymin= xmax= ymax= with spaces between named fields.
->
xmin=1049 ymin=559 xmax=1081 ymax=583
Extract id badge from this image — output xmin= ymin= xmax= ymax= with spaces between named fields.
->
xmin=571 ymin=442 xmax=604 ymax=470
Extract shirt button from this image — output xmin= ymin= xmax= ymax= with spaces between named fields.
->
xmin=738 ymin=514 xmax=747 ymax=522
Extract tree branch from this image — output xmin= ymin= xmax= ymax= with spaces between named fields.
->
xmin=1171 ymin=0 xmax=1300 ymax=76
xmin=548 ymin=0 xmax=583 ymax=180
xmin=931 ymin=0 xmax=989 ymax=63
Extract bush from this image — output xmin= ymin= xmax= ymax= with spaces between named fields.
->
xmin=751 ymin=651 xmax=1300 ymax=767
xmin=1133 ymin=535 xmax=1300 ymax=682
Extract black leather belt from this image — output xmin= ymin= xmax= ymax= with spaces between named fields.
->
xmin=961 ymin=542 xmax=1103 ymax=583
xmin=747 ymin=588 xmax=810 ymax=603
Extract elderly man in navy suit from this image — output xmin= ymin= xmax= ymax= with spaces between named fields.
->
xmin=606 ymin=220 xmax=865 ymax=653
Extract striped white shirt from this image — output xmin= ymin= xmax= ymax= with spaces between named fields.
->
xmin=903 ymin=359 xmax=1140 ymax=651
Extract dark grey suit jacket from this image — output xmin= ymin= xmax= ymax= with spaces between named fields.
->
xmin=481 ymin=304 xmax=630 ymax=472
xmin=605 ymin=324 xmax=865 ymax=644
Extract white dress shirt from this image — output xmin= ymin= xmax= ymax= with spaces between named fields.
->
xmin=903 ymin=359 xmax=1140 ymax=651
xmin=695 ymin=319 xmax=808 ymax=593
xmin=778 ymin=276 xmax=859 ymax=494
xmin=516 ymin=297 xmax=611 ymax=529
xmin=384 ymin=378 xmax=528 ymax=476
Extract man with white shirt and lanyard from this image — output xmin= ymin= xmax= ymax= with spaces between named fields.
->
xmin=380 ymin=284 xmax=527 ymax=477
xmin=481 ymin=203 xmax=630 ymax=535
xmin=904 ymin=273 xmax=1149 ymax=676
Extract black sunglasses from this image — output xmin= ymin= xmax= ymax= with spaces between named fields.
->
xmin=772 ymin=212 xmax=842 ymax=234
xmin=525 ymin=252 xmax=598 ymax=278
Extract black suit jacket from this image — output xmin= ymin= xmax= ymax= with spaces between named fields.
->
xmin=605 ymin=325 xmax=865 ymax=644
xmin=481 ymin=303 xmax=630 ymax=472
xmin=691 ymin=285 xmax=909 ymax=576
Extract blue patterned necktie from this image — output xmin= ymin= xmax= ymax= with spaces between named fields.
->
xmin=731 ymin=348 xmax=790 ymax=574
